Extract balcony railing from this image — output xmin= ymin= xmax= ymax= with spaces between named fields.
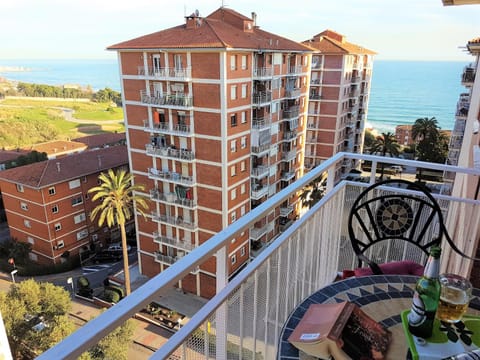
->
xmin=252 ymin=91 xmax=272 ymax=106
xmin=461 ymin=66 xmax=476 ymax=85
xmin=252 ymin=115 xmax=271 ymax=129
xmin=138 ymin=66 xmax=192 ymax=81
xmin=145 ymin=144 xmax=195 ymax=161
xmin=153 ymin=232 xmax=195 ymax=251
xmin=140 ymin=90 xmax=193 ymax=109
xmin=143 ymin=120 xmax=192 ymax=136
xmin=282 ymin=106 xmax=300 ymax=121
xmin=151 ymin=212 xmax=198 ymax=230
xmin=148 ymin=168 xmax=195 ymax=186
xmin=150 ymin=189 xmax=197 ymax=209
xmin=253 ymin=67 xmax=273 ymax=78
xmin=285 ymin=88 xmax=301 ymax=99
xmin=39 ymin=153 xmax=480 ymax=360
xmin=251 ymin=165 xmax=269 ymax=179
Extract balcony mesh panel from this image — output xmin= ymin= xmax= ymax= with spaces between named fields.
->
xmin=167 ymin=186 xmax=357 ymax=359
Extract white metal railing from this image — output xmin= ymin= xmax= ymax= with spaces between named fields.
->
xmin=39 ymin=153 xmax=480 ymax=360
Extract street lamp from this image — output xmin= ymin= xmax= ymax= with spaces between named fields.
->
xmin=10 ymin=269 xmax=18 ymax=284
xmin=67 ymin=277 xmax=74 ymax=296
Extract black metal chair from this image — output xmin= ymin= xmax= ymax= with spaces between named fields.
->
xmin=348 ymin=179 xmax=448 ymax=275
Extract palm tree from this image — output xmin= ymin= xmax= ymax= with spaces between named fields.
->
xmin=299 ymin=173 xmax=326 ymax=209
xmin=369 ymin=132 xmax=400 ymax=179
xmin=412 ymin=117 xmax=444 ymax=181
xmin=88 ymin=168 xmax=149 ymax=295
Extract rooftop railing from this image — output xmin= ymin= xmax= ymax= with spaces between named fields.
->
xmin=39 ymin=153 xmax=480 ymax=360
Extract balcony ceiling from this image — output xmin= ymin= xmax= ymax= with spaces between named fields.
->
xmin=442 ymin=0 xmax=480 ymax=5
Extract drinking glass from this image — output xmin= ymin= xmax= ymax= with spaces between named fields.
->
xmin=436 ymin=273 xmax=472 ymax=323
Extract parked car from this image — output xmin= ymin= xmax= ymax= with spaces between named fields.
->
xmin=92 ymin=250 xmax=121 ymax=263
xmin=107 ymin=242 xmax=131 ymax=253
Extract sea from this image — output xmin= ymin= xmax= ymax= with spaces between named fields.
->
xmin=0 ymin=59 xmax=469 ymax=132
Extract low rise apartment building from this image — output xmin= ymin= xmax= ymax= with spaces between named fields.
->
xmin=0 ymin=145 xmax=129 ymax=265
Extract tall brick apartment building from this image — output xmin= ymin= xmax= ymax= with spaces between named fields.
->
xmin=303 ymin=30 xmax=375 ymax=173
xmin=107 ymin=7 xmax=313 ymax=297
xmin=0 ymin=146 xmax=129 ymax=265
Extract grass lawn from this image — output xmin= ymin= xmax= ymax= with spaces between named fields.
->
xmin=0 ymin=97 xmax=124 ymax=149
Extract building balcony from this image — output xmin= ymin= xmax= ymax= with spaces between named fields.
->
xmin=280 ymin=171 xmax=295 ymax=181
xmin=252 ymin=91 xmax=272 ymax=106
xmin=282 ymin=106 xmax=300 ymax=121
xmin=150 ymin=189 xmax=197 ymax=209
xmin=147 ymin=168 xmax=195 ymax=186
xmin=310 ymin=78 xmax=321 ymax=85
xmin=252 ymin=115 xmax=272 ymax=130
xmin=287 ymin=65 xmax=303 ymax=75
xmin=251 ymin=165 xmax=269 ymax=179
xmin=280 ymin=205 xmax=294 ymax=217
xmin=285 ymin=88 xmax=301 ymax=99
xmin=253 ymin=67 xmax=273 ymax=78
xmin=153 ymin=232 xmax=195 ymax=251
xmin=137 ymin=66 xmax=192 ymax=81
xmin=250 ymin=222 xmax=273 ymax=240
xmin=140 ymin=90 xmax=193 ymax=109
xmin=282 ymin=130 xmax=297 ymax=141
xmin=39 ymin=153 xmax=480 ymax=360
xmin=309 ymin=92 xmax=321 ymax=100
xmin=145 ymin=144 xmax=195 ymax=161
xmin=151 ymin=212 xmax=198 ymax=230
xmin=143 ymin=120 xmax=192 ymax=137
xmin=251 ymin=184 xmax=269 ymax=199
xmin=251 ymin=143 xmax=271 ymax=157
xmin=461 ymin=65 xmax=476 ymax=85
xmin=281 ymin=150 xmax=297 ymax=162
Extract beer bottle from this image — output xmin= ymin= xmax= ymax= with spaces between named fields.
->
xmin=407 ymin=246 xmax=441 ymax=338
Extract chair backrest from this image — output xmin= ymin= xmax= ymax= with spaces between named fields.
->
xmin=348 ymin=179 xmax=444 ymax=274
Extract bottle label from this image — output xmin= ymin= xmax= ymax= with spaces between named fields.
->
xmin=408 ymin=292 xmax=426 ymax=326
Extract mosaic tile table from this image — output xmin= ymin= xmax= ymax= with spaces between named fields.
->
xmin=278 ymin=275 xmax=480 ymax=360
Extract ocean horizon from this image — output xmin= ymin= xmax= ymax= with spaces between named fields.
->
xmin=0 ymin=58 xmax=469 ymax=132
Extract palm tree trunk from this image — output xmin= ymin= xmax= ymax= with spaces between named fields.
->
xmin=120 ymin=223 xmax=131 ymax=295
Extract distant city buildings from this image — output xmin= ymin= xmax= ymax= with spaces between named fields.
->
xmin=395 ymin=125 xmax=414 ymax=146
xmin=302 ymin=30 xmax=375 ymax=174
xmin=0 ymin=145 xmax=129 ymax=265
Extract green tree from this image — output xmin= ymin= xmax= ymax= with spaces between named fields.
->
xmin=88 ymin=169 xmax=149 ymax=295
xmin=88 ymin=318 xmax=135 ymax=360
xmin=363 ymin=129 xmax=376 ymax=151
xmin=412 ymin=117 xmax=448 ymax=180
xmin=0 ymin=279 xmax=75 ymax=358
xmin=369 ymin=132 xmax=400 ymax=179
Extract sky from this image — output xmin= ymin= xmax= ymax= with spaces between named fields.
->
xmin=1 ymin=0 xmax=479 ymax=61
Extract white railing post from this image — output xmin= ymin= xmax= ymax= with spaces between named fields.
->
xmin=215 ymin=246 xmax=228 ymax=359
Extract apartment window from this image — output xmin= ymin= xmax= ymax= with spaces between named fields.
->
xmin=74 ymin=212 xmax=86 ymax=224
xmin=240 ymin=161 xmax=246 ymax=172
xmin=82 ymin=176 xmax=87 ymax=183
xmin=231 ymin=165 xmax=236 ymax=177
xmin=241 ymin=205 xmax=246 ymax=216
xmin=55 ymin=223 xmax=62 ymax=231
xmin=241 ymin=246 xmax=246 ymax=256
xmin=52 ymin=205 xmax=59 ymax=214
xmin=16 ymin=184 xmax=24 ymax=193
xmin=231 ymin=254 xmax=237 ymax=265
xmin=231 ymin=85 xmax=237 ymax=100
xmin=48 ymin=186 xmax=56 ymax=195
xmin=69 ymin=179 xmax=80 ymax=189
xmin=241 ymin=184 xmax=246 ymax=194
xmin=71 ymin=196 xmax=83 ymax=206
xmin=241 ymin=55 xmax=247 ymax=70
xmin=241 ymin=84 xmax=247 ymax=98
xmin=24 ymin=219 xmax=31 ymax=228
xmin=231 ymin=114 xmax=237 ymax=127
xmin=56 ymin=240 xmax=65 ymax=249
xmin=27 ymin=236 xmax=34 ymax=245
xmin=77 ymin=229 xmax=88 ymax=241
xmin=241 ymin=136 xmax=247 ymax=149
xmin=231 ymin=211 xmax=236 ymax=223
xmin=231 ymin=188 xmax=237 ymax=200
xmin=230 ymin=55 xmax=237 ymax=70
xmin=20 ymin=202 xmax=28 ymax=211
xmin=241 ymin=111 xmax=246 ymax=124
xmin=230 ymin=140 xmax=236 ymax=152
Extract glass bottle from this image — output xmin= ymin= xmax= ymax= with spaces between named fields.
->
xmin=407 ymin=246 xmax=441 ymax=338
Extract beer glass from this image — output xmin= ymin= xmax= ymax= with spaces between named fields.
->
xmin=436 ymin=273 xmax=472 ymax=323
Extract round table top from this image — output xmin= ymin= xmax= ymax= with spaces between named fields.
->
xmin=277 ymin=274 xmax=480 ymax=360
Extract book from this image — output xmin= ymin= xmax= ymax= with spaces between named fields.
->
xmin=288 ymin=302 xmax=391 ymax=360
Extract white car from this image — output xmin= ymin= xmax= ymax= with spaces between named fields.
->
xmin=107 ymin=243 xmax=131 ymax=252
